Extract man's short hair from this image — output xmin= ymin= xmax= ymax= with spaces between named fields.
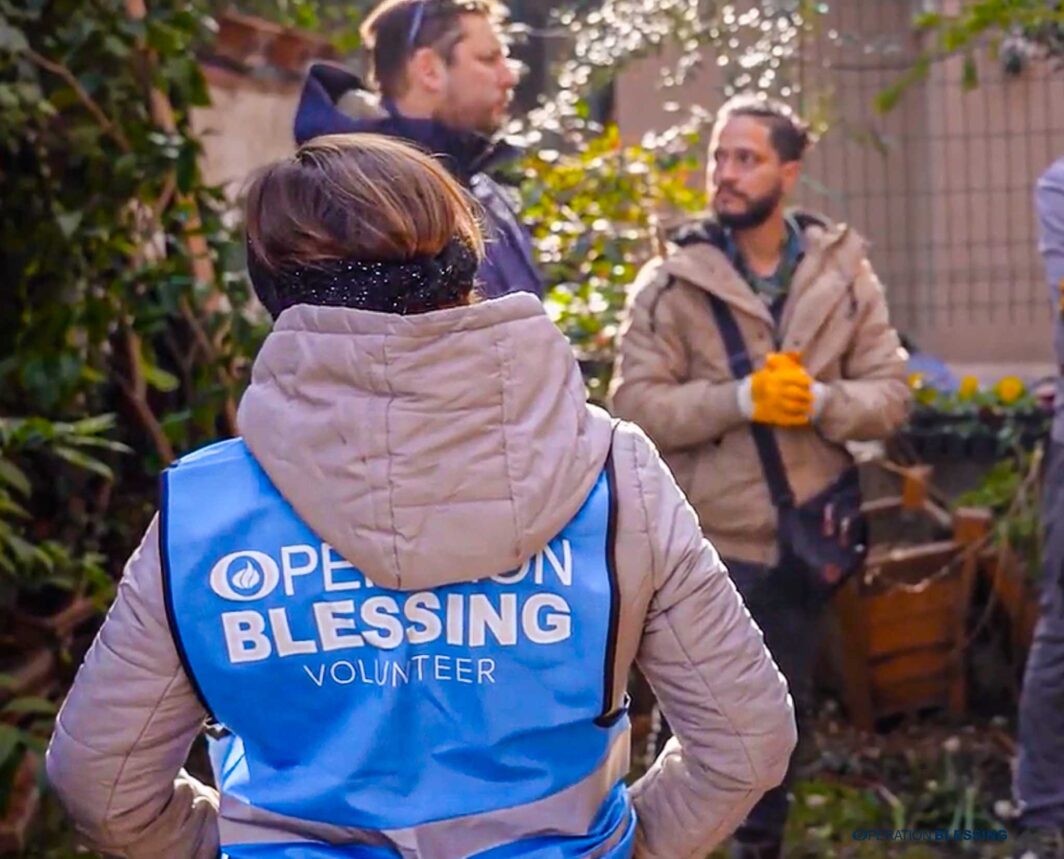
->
xmin=713 ymin=94 xmax=813 ymax=163
xmin=360 ymin=0 xmax=505 ymax=100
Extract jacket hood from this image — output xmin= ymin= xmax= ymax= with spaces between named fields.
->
xmin=658 ymin=209 xmax=868 ymax=320
xmin=236 ymin=294 xmax=613 ymax=592
xmin=293 ymin=62 xmax=520 ymax=180
xmin=665 ymin=209 xmax=855 ymax=258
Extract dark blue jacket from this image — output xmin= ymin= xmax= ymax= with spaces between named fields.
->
xmin=294 ymin=63 xmax=544 ymax=300
xmin=1037 ymin=156 xmax=1064 ymax=441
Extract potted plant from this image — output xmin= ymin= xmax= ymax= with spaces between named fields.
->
xmin=901 ymin=373 xmax=1051 ymax=465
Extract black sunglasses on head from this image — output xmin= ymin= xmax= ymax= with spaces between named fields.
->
xmin=405 ymin=0 xmax=427 ymax=50
xmin=404 ymin=0 xmax=487 ymax=52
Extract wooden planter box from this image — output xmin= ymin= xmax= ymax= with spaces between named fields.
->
xmin=831 ymin=465 xmax=988 ymax=731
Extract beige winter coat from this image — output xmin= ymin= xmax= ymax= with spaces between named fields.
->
xmin=46 ymin=294 xmax=796 ymax=859
xmin=610 ymin=215 xmax=911 ymax=567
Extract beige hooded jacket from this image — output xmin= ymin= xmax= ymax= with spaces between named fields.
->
xmin=46 ymin=294 xmax=795 ymax=859
xmin=610 ymin=215 xmax=911 ymax=567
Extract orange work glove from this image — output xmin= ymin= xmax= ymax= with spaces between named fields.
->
xmin=768 ymin=351 xmax=804 ymax=369
xmin=748 ymin=352 xmax=814 ymax=426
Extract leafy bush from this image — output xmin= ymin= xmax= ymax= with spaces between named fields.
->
xmin=521 ymin=123 xmax=706 ymax=401
xmin=0 ymin=0 xmax=272 ymax=570
xmin=0 ymin=416 xmax=124 ymax=613
xmin=0 ymin=414 xmax=126 ymax=843
xmin=955 ymin=447 xmax=1044 ymax=584
xmin=0 ymin=0 xmax=266 ymax=841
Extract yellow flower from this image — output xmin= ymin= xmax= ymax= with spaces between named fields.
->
xmin=907 ymin=371 xmax=938 ymax=405
xmin=957 ymin=375 xmax=980 ymax=400
xmin=994 ymin=376 xmax=1026 ymax=405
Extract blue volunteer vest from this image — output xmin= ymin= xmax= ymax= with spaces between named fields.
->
xmin=161 ymin=438 xmax=633 ymax=858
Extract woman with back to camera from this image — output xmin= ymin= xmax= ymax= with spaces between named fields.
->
xmin=45 ymin=133 xmax=796 ymax=859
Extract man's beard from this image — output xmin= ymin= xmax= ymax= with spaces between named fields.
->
xmin=433 ymin=104 xmax=502 ymax=137
xmin=714 ymin=183 xmax=784 ymax=230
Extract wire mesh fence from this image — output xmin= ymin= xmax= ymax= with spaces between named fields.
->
xmin=797 ymin=0 xmax=1064 ymax=335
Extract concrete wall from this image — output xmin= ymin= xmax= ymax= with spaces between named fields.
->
xmin=192 ymin=68 xmax=302 ymax=198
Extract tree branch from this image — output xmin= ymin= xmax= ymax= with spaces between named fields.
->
xmin=152 ymin=172 xmax=178 ymax=224
xmin=24 ymin=49 xmax=132 ymax=153
xmin=116 ymin=327 xmax=175 ymax=465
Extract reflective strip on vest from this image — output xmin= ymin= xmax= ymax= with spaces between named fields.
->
xmin=161 ymin=438 xmax=631 ymax=857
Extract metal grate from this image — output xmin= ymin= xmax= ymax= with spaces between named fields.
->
xmin=795 ymin=0 xmax=1064 ymax=334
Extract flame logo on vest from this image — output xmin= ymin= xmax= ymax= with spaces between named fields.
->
xmin=209 ymin=551 xmax=280 ymax=601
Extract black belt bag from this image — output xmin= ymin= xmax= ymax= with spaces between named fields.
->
xmin=705 ymin=292 xmax=868 ymax=601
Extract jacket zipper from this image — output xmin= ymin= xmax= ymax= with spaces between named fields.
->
xmin=595 ymin=447 xmax=623 ymax=727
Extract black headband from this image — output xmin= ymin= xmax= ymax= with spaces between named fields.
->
xmin=247 ymin=237 xmax=479 ymax=319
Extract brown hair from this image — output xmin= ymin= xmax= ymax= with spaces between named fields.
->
xmin=245 ymin=132 xmax=483 ymax=268
xmin=244 ymin=133 xmax=484 ymax=316
xmin=713 ymin=94 xmax=814 ymax=163
xmin=360 ymin=0 xmax=505 ymax=99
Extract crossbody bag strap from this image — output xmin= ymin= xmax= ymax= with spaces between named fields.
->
xmin=703 ymin=291 xmax=796 ymax=510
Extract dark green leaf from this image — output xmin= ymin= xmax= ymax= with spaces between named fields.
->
xmin=60 ymin=435 xmax=131 ymax=454
xmin=52 ymin=446 xmax=114 ymax=480
xmin=103 ymin=34 xmax=129 ymax=58
xmin=0 ymin=724 xmax=23 ymax=767
xmin=0 ymin=22 xmax=28 ymax=54
xmin=141 ymin=362 xmax=180 ymax=393
xmin=22 ymin=734 xmax=48 ymax=754
xmin=0 ymin=459 xmax=31 ymax=497
xmin=68 ymin=414 xmax=116 ymax=436
xmin=0 ymin=497 xmax=30 ymax=520
xmin=3 ymin=696 xmax=57 ymax=717
xmin=176 ymin=143 xmax=198 ymax=194
xmin=2 ymin=532 xmax=36 ymax=563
